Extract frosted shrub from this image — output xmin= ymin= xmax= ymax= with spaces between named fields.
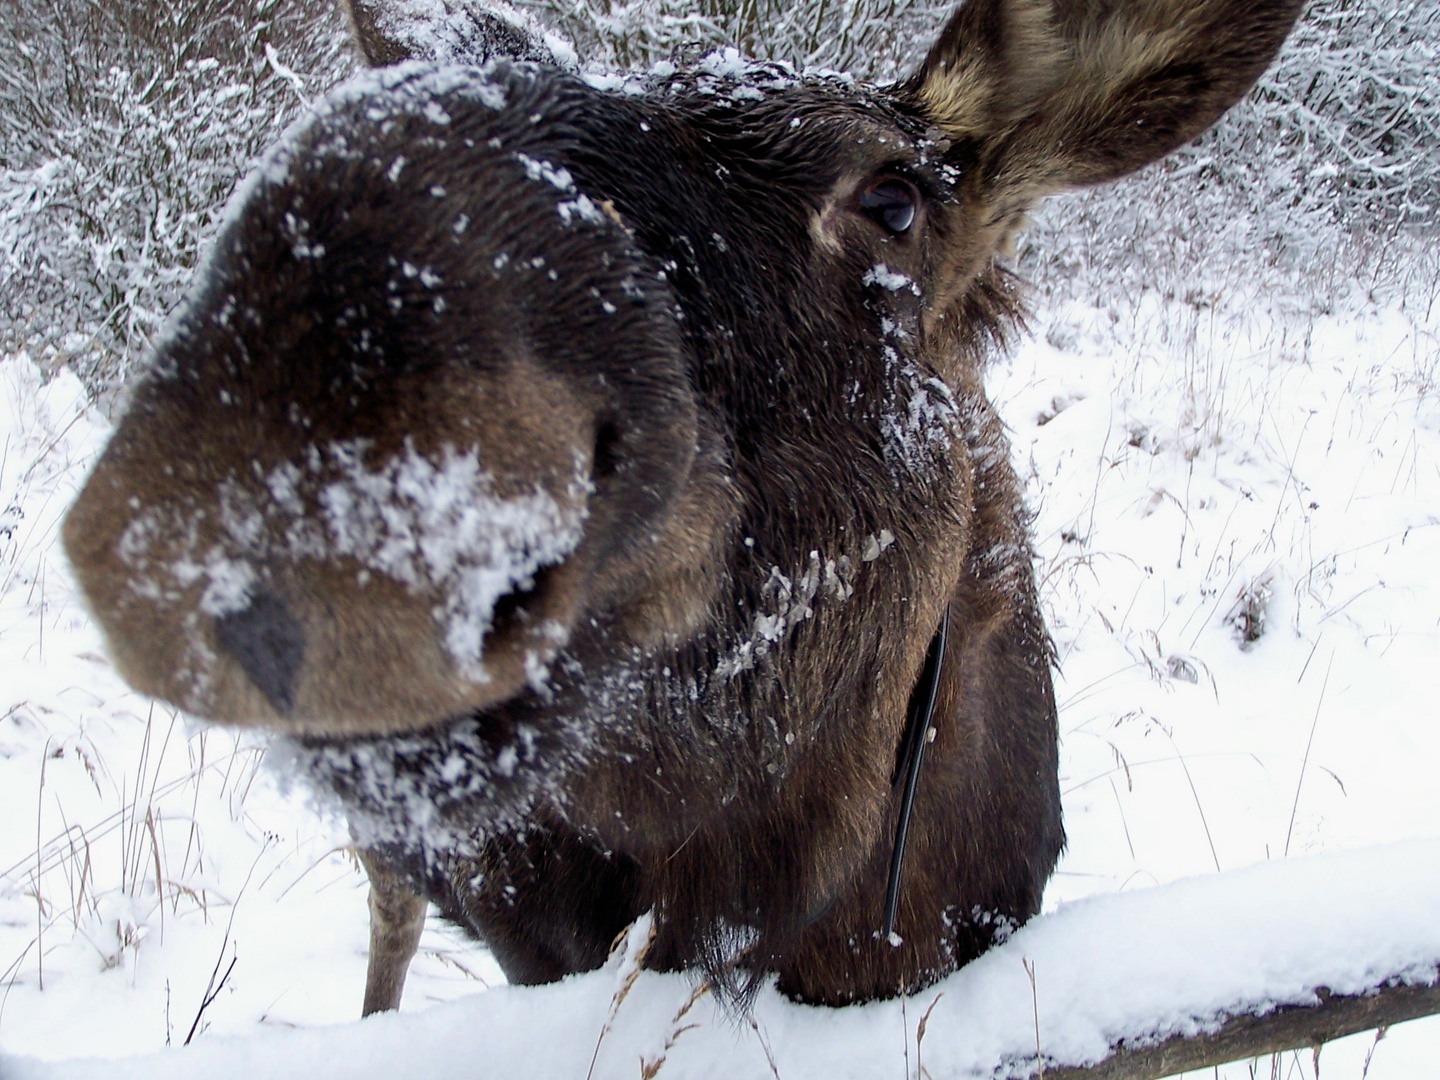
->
xmin=515 ymin=0 xmax=1438 ymax=253
xmin=1019 ymin=0 xmax=1440 ymax=310
xmin=0 ymin=0 xmax=351 ymax=394
xmin=1 ymin=0 xmax=1436 ymax=395
xmin=506 ymin=0 xmax=952 ymax=81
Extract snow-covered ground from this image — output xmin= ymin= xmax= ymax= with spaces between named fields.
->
xmin=5 ymin=841 xmax=1440 ymax=1080
xmin=0 ymin=272 xmax=1437 ymax=1077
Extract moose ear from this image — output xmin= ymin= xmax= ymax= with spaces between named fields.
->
xmin=910 ymin=0 xmax=1304 ymax=197
xmin=344 ymin=0 xmax=573 ymax=69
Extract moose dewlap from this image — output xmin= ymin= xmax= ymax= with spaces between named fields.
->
xmin=64 ymin=0 xmax=1303 ymax=1009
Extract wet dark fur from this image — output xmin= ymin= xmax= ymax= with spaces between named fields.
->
xmin=64 ymin=0 xmax=1304 ymax=1007
xmin=245 ymin=63 xmax=1062 ymax=1004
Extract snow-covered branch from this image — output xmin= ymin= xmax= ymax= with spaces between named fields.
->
xmin=1045 ymin=981 xmax=1440 ymax=1080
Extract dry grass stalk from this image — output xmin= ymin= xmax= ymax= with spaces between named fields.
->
xmin=586 ymin=913 xmax=658 ymax=1080
xmin=1025 ymin=956 xmax=1044 ymax=1079
xmin=638 ymin=980 xmax=710 ymax=1078
xmin=915 ymin=991 xmax=944 ymax=1080
xmin=748 ymin=1014 xmax=783 ymax=1080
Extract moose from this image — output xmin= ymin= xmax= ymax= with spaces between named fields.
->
xmin=64 ymin=0 xmax=1305 ymax=1016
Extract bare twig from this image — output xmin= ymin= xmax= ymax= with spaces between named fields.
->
xmin=183 ymin=845 xmax=267 ymax=1045
xmin=1285 ymin=651 xmax=1334 ymax=858
xmin=902 ymin=993 xmax=911 ymax=1080
xmin=1152 ymin=722 xmax=1222 ymax=874
xmin=35 ymin=737 xmax=51 ymax=992
xmin=183 ymin=945 xmax=236 ymax=1045
xmin=1024 ymin=957 xmax=1044 ymax=1079
xmin=915 ymin=991 xmax=944 ymax=1080
xmin=1359 ymin=1025 xmax=1387 ymax=1080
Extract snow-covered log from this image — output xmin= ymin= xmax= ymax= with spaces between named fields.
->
xmin=1046 ymin=981 xmax=1440 ymax=1080
xmin=4 ymin=840 xmax=1437 ymax=1080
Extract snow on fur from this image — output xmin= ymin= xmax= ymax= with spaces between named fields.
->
xmin=113 ymin=438 xmax=587 ymax=682
xmin=313 ymin=440 xmax=586 ymax=677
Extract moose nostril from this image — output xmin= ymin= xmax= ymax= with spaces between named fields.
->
xmin=214 ymin=589 xmax=306 ymax=716
xmin=592 ymin=420 xmax=622 ymax=480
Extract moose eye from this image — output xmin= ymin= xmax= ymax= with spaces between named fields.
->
xmin=859 ymin=178 xmax=919 ymax=235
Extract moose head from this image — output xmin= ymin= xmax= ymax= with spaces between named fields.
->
xmin=64 ymin=0 xmax=1302 ymax=1008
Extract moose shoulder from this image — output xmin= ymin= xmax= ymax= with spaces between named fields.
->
xmin=63 ymin=0 xmax=1303 ymax=1010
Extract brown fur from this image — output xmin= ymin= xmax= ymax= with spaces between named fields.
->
xmin=358 ymin=848 xmax=428 ymax=1015
xmin=64 ymin=0 xmax=1303 ymax=1008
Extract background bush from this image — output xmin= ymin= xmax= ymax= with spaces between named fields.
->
xmin=1019 ymin=0 xmax=1440 ymax=315
xmin=0 ymin=0 xmax=350 ymax=394
xmin=1 ymin=0 xmax=1436 ymax=395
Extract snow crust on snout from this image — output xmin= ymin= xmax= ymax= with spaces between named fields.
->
xmin=312 ymin=440 xmax=588 ymax=678
xmin=118 ymin=440 xmax=588 ymax=683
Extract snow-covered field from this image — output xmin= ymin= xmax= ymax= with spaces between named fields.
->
xmin=0 ymin=270 xmax=1437 ymax=1077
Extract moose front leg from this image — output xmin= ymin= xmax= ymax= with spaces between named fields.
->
xmin=357 ymin=849 xmax=427 ymax=1016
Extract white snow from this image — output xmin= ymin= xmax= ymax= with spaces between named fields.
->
xmin=1 ymin=272 xmax=1438 ymax=1079
xmin=2 ymin=842 xmax=1438 ymax=1079
xmin=715 ymin=552 xmax=853 ymax=679
xmin=362 ymin=0 xmax=577 ymax=70
xmin=879 ymin=344 xmax=962 ymax=476
xmin=863 ymin=263 xmax=921 ymax=295
xmin=511 ymin=154 xmax=612 ymax=229
xmin=514 ymin=152 xmax=575 ymax=192
xmin=557 ymin=194 xmax=608 ymax=228
xmin=107 ymin=436 xmax=587 ymax=683
xmin=861 ymin=529 xmax=894 ymax=561
xmin=314 ymin=440 xmax=587 ymax=677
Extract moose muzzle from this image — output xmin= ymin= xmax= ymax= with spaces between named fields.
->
xmin=64 ymin=354 xmax=600 ymax=737
xmin=63 ymin=64 xmax=696 ymax=738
